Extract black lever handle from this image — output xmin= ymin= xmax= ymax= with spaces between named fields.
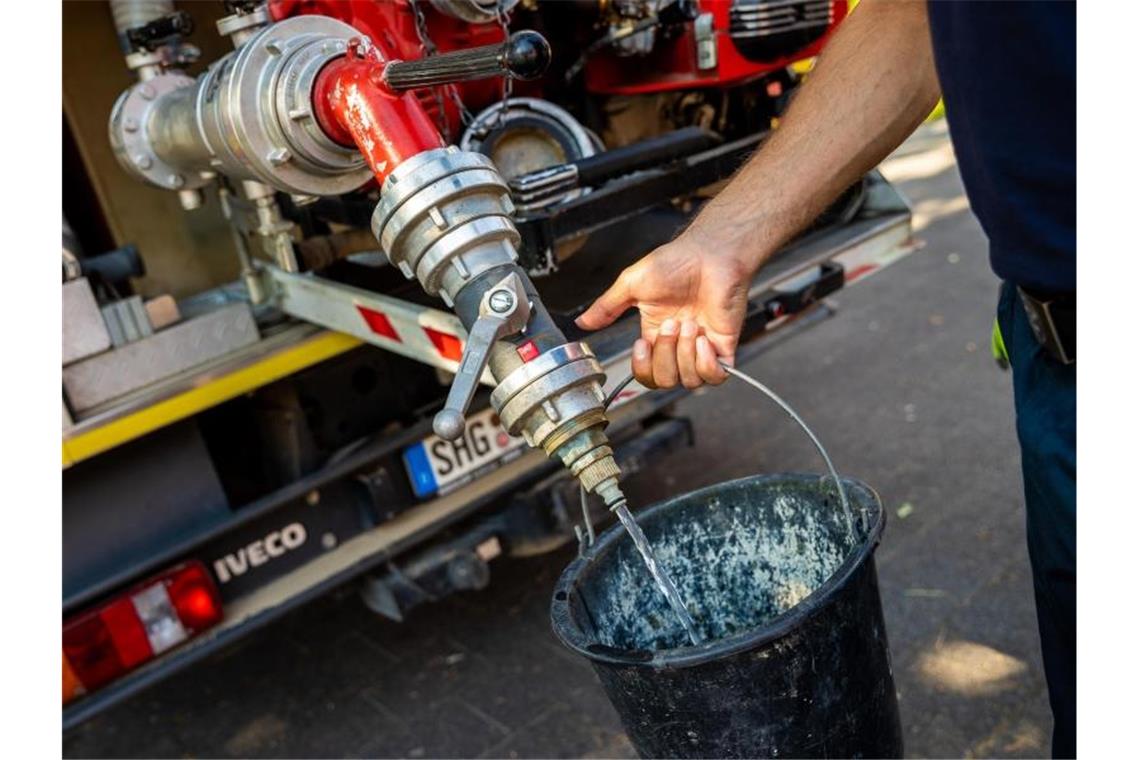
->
xmin=383 ymin=31 xmax=551 ymax=91
xmin=125 ymin=11 xmax=195 ymax=52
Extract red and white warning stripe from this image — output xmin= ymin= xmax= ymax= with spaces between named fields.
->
xmin=269 ymin=266 xmax=495 ymax=382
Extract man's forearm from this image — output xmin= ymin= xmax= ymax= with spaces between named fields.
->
xmin=687 ymin=0 xmax=941 ymax=269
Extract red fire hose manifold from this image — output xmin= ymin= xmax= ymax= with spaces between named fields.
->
xmin=108 ymin=14 xmax=626 ymax=507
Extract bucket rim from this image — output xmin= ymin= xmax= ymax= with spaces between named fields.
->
xmin=549 ymin=472 xmax=885 ymax=668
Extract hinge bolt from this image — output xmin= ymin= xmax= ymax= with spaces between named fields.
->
xmin=489 ymin=289 xmax=515 ymax=314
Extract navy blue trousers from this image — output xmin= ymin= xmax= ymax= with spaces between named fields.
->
xmin=997 ymin=283 xmax=1076 ymax=758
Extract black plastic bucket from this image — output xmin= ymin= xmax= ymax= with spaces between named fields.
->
xmin=550 ymin=473 xmax=902 ymax=759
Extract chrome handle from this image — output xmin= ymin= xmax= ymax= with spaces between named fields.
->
xmin=432 ymin=272 xmax=531 ymax=440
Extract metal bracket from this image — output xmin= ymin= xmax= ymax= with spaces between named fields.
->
xmin=695 ymin=13 xmax=717 ymax=70
xmin=258 ymin=264 xmax=495 ymax=381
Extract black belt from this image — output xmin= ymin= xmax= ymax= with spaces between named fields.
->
xmin=1017 ymin=287 xmax=1076 ymax=365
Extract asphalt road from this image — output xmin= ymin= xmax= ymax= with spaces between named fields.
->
xmin=64 ymin=122 xmax=1053 ymax=759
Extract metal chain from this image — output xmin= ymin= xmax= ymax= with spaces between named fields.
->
xmin=447 ymin=84 xmax=475 ymax=131
xmin=408 ymin=0 xmax=439 ymax=57
xmin=407 ymin=0 xmax=515 ymax=139
xmin=494 ymin=0 xmax=513 ymax=129
xmin=408 ymin=0 xmax=454 ymax=140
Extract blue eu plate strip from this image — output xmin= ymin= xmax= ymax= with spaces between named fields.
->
xmin=403 ymin=444 xmax=438 ymax=498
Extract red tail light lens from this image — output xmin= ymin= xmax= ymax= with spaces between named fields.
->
xmin=63 ymin=561 xmax=223 ymax=704
xmin=100 ymin=597 xmax=153 ymax=668
xmin=167 ymin=562 xmax=223 ymax=630
xmin=63 ymin=653 xmax=84 ymax=704
xmin=62 ymin=614 xmax=123 ymax=693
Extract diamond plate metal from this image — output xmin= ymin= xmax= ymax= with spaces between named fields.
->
xmin=63 ymin=302 xmax=259 ymax=413
xmin=63 ymin=278 xmax=112 ymax=366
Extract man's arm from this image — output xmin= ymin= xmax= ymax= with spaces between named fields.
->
xmin=576 ymin=0 xmax=942 ymax=389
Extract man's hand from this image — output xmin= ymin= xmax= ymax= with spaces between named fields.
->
xmin=575 ymin=229 xmax=753 ymax=388
xmin=574 ymin=0 xmax=939 ymax=391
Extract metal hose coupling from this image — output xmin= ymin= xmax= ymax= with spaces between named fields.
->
xmin=372 ymin=147 xmax=623 ymax=503
xmin=490 ymin=343 xmax=624 ymax=506
xmin=372 ymin=147 xmax=519 ymax=307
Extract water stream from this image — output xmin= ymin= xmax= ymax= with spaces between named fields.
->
xmin=613 ymin=502 xmax=703 ymax=646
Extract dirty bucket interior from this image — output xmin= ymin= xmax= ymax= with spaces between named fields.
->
xmin=567 ymin=473 xmax=878 ymax=653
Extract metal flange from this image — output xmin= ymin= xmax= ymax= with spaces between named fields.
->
xmin=109 ymin=73 xmax=210 ymax=191
xmin=197 ymin=16 xmax=371 ymax=195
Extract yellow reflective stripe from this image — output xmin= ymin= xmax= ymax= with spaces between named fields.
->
xmin=62 ymin=331 xmax=362 ymax=468
xmin=991 ymin=318 xmax=1009 ymax=366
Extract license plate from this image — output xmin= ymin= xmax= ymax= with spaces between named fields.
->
xmin=403 ymin=407 xmax=527 ymax=499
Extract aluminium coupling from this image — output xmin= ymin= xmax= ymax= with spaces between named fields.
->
xmin=371 ymin=147 xmax=520 ymax=307
xmin=489 ymin=342 xmax=619 ymax=496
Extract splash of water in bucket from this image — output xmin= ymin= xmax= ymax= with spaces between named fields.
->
xmin=586 ymin=363 xmax=850 ymax=651
xmin=612 ymin=502 xmax=703 ymax=646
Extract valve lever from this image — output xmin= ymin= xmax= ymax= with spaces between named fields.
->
xmin=383 ymin=31 xmax=551 ymax=91
xmin=433 ymin=273 xmax=531 ymax=441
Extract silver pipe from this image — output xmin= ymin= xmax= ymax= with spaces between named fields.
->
xmin=63 ymin=215 xmax=83 ymax=282
xmin=144 ymin=84 xmax=212 ymax=170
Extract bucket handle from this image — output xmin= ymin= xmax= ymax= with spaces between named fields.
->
xmin=578 ymin=362 xmax=855 ymax=552
xmin=717 ymin=363 xmax=854 ymax=539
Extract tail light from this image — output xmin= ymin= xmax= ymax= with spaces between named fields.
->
xmin=62 ymin=561 xmax=222 ymax=704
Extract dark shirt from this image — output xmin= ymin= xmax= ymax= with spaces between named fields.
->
xmin=927 ymin=0 xmax=1076 ymax=293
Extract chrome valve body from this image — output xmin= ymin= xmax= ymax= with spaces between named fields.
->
xmin=106 ymin=10 xmax=625 ymax=505
xmin=109 ymin=16 xmax=371 ymax=195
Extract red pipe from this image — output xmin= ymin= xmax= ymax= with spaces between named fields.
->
xmin=313 ymin=38 xmax=444 ymax=184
